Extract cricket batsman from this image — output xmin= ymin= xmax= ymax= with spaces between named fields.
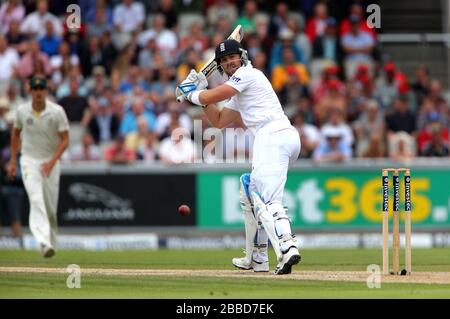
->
xmin=7 ymin=76 xmax=69 ymax=258
xmin=178 ymin=39 xmax=301 ymax=274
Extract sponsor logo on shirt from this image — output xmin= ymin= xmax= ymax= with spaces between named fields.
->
xmin=26 ymin=118 xmax=33 ymax=125
xmin=230 ymin=75 xmax=241 ymax=83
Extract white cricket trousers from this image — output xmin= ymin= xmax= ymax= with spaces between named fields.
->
xmin=20 ymin=156 xmax=60 ymax=249
xmin=249 ymin=120 xmax=301 ymax=204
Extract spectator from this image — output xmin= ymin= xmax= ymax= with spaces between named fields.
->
xmin=361 ymin=132 xmax=385 ymax=158
xmin=244 ymin=32 xmax=263 ymax=61
xmin=119 ymin=65 xmax=150 ymax=94
xmin=65 ymin=27 xmax=83 ymax=57
xmin=159 ymin=123 xmax=195 ymax=165
xmin=85 ymin=65 xmax=109 ymax=98
xmin=340 ymin=3 xmax=377 ymax=40
xmin=321 ymin=107 xmax=354 ymax=148
xmin=353 ymin=100 xmax=385 ymax=157
xmin=314 ymin=78 xmax=347 ymax=126
xmin=312 ymin=17 xmax=342 ymax=65
xmin=421 ymin=127 xmax=450 ymax=157
xmin=313 ymin=126 xmax=352 ymax=162
xmin=55 ymin=66 xmax=88 ymax=100
xmin=207 ymin=0 xmax=237 ymax=30
xmin=174 ymin=0 xmax=202 ymax=12
xmin=68 ymin=132 xmax=102 ymax=161
xmin=411 ymin=64 xmax=431 ymax=104
xmin=84 ymin=0 xmax=113 ymax=25
xmin=253 ymin=12 xmax=273 ymax=57
xmin=113 ymin=0 xmax=145 ymax=34
xmin=17 ymin=40 xmax=51 ymax=79
xmin=305 ymin=2 xmax=329 ymax=42
xmin=385 ymin=96 xmax=417 ymax=136
xmin=3 ymin=81 xmax=25 ymax=123
xmin=212 ymin=14 xmax=233 ymax=37
xmin=137 ymin=14 xmax=177 ymax=63
xmin=417 ymin=111 xmax=450 ymax=154
xmin=138 ymin=37 xmax=158 ymax=70
xmin=38 ymin=20 xmax=62 ymax=57
xmin=79 ymin=36 xmax=105 ymax=78
xmin=125 ymin=115 xmax=153 ymax=156
xmin=87 ymin=4 xmax=113 ymax=38
xmin=428 ymin=80 xmax=449 ymax=125
xmin=176 ymin=49 xmax=204 ymax=84
xmin=271 ymin=46 xmax=309 ymax=93
xmin=0 ymin=34 xmax=19 ymax=81
xmin=119 ymin=97 xmax=156 ymax=136
xmin=290 ymin=111 xmax=320 ymax=158
xmin=5 ymin=19 xmax=29 ymax=55
xmin=58 ymin=79 xmax=89 ymax=123
xmin=179 ymin=21 xmax=209 ymax=53
xmin=138 ymin=131 xmax=158 ymax=162
xmin=50 ymin=41 xmax=80 ymax=86
xmin=374 ymin=62 xmax=410 ymax=110
xmin=287 ymin=14 xmax=311 ymax=64
xmin=252 ymin=51 xmax=268 ymax=75
xmin=272 ymin=50 xmax=309 ymax=109
xmin=388 ymin=131 xmax=416 ymax=162
xmin=235 ymin=0 xmax=259 ymax=33
xmin=156 ymin=0 xmax=178 ymax=31
xmin=311 ymin=64 xmax=344 ymax=104
xmin=341 ymin=15 xmax=375 ymax=79
xmin=99 ymin=30 xmax=118 ymax=76
xmin=20 ymin=0 xmax=63 ymax=39
xmin=87 ymin=97 xmax=120 ymax=145
xmin=104 ymin=135 xmax=136 ymax=164
xmin=156 ymin=101 xmax=192 ymax=140
xmin=347 ymin=65 xmax=376 ymax=121
xmin=150 ymin=61 xmax=176 ymax=101
xmin=0 ymin=0 xmax=25 ymax=34
xmin=269 ymin=2 xmax=290 ymax=38
xmin=269 ymin=28 xmax=305 ymax=71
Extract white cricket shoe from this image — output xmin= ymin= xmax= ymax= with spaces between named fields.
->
xmin=232 ymin=257 xmax=269 ymax=272
xmin=41 ymin=244 xmax=55 ymax=258
xmin=232 ymin=248 xmax=269 ymax=272
xmin=274 ymin=246 xmax=301 ymax=275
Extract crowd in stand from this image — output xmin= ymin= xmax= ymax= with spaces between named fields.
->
xmin=0 ymin=0 xmax=449 ymax=170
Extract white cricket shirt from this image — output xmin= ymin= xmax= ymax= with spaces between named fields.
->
xmin=14 ymin=100 xmax=70 ymax=160
xmin=224 ymin=62 xmax=291 ymax=131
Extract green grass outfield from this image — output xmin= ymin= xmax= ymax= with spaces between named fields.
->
xmin=1 ymin=248 xmax=450 ymax=298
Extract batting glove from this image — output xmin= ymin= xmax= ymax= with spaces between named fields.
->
xmin=177 ymin=70 xmax=208 ymax=98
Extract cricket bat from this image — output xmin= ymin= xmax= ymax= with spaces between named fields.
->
xmin=176 ymin=25 xmax=244 ymax=103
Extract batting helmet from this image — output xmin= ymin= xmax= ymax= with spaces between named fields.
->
xmin=214 ymin=39 xmax=248 ymax=74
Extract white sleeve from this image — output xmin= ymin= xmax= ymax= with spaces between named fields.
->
xmin=224 ymin=96 xmax=239 ymax=112
xmin=57 ymin=107 xmax=70 ymax=132
xmin=13 ymin=108 xmax=22 ymax=130
xmin=224 ymin=67 xmax=255 ymax=93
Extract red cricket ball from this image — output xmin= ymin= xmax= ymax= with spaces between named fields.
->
xmin=178 ymin=204 xmax=191 ymax=216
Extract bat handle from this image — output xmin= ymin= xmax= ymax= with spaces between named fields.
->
xmin=176 ymin=95 xmax=185 ymax=103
